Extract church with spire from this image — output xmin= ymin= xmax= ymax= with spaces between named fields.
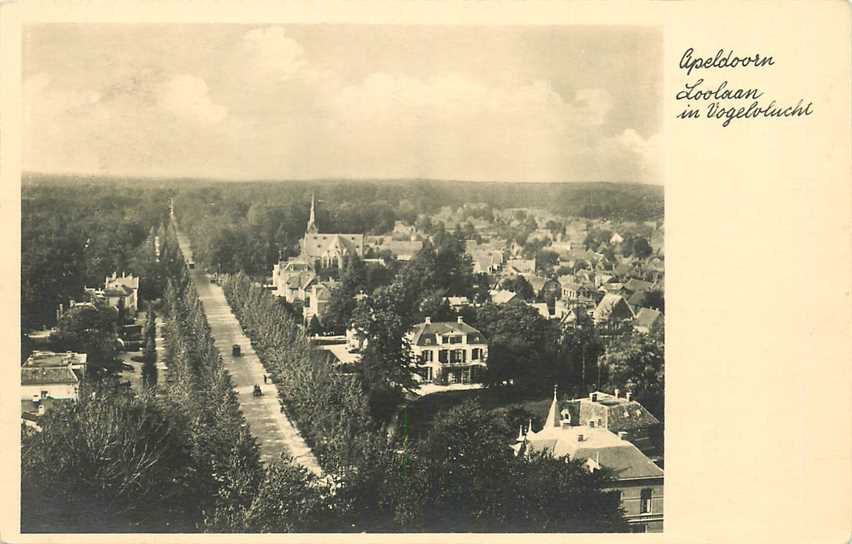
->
xmin=298 ymin=193 xmax=365 ymax=270
xmin=512 ymin=386 xmax=665 ymax=533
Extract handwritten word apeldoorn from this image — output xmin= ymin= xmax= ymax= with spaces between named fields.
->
xmin=680 ymin=48 xmax=775 ymax=77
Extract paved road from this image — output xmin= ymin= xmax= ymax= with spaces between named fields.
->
xmin=175 ymin=228 xmax=323 ymax=475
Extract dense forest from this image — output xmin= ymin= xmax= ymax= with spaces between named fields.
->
xmin=22 ymin=173 xmax=662 ymax=323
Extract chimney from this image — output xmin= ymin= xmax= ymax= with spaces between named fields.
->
xmin=626 ymin=391 xmax=632 ymax=402
xmin=617 ymin=431 xmax=628 ymax=441
xmin=424 ymin=316 xmax=431 ymax=325
xmin=577 ymin=433 xmax=585 ymax=442
xmin=457 ymin=316 xmax=464 ymax=324
xmin=591 ymin=392 xmax=598 ymax=402
xmin=37 ymin=403 xmax=46 ymax=416
xmin=614 ymin=388 xmax=620 ymax=398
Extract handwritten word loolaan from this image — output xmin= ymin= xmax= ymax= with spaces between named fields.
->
xmin=706 ymin=99 xmax=814 ymax=127
xmin=676 ymin=79 xmax=763 ymax=101
xmin=680 ymin=48 xmax=775 ymax=76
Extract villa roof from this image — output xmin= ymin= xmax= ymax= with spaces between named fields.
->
xmin=21 ymin=366 xmax=79 ymax=386
xmin=409 ymin=320 xmax=487 ymax=346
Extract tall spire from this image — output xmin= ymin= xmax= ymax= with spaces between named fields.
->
xmin=306 ymin=193 xmax=318 ymax=234
xmin=544 ymin=384 xmax=561 ymax=429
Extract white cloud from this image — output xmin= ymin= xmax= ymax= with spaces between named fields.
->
xmin=155 ymin=74 xmax=227 ymax=125
xmin=23 ymin=28 xmax=660 ymax=183
xmin=241 ymin=27 xmax=307 ymax=80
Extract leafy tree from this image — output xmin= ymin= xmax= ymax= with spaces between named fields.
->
xmin=142 ymin=308 xmax=158 ymax=389
xmin=21 ymin=390 xmax=197 ymax=531
xmin=601 ymin=327 xmax=664 ymax=420
xmin=307 ymin=315 xmax=322 ymax=336
xmin=535 ymin=250 xmax=559 ymax=275
xmin=49 ymin=303 xmax=119 ymax=369
xmin=475 ymin=302 xmax=559 ymax=391
xmin=243 ymin=456 xmax=333 ymax=532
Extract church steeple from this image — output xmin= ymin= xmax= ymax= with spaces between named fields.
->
xmin=544 ymin=384 xmax=562 ymax=429
xmin=306 ymin=193 xmax=318 ymax=234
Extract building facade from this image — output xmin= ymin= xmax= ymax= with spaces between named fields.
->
xmin=408 ymin=316 xmax=488 ymax=384
xmin=515 ymin=390 xmax=664 ymax=533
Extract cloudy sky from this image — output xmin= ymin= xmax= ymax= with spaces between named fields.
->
xmin=24 ymin=24 xmax=661 ymax=183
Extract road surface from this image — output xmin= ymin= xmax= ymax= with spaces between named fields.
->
xmin=175 ymin=227 xmax=323 ymax=476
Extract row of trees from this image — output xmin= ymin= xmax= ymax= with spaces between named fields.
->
xmin=222 ymin=272 xmax=630 ymax=532
xmin=21 ymin=222 xmax=330 ymax=533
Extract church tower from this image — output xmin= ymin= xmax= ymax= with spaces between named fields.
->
xmin=306 ymin=193 xmax=318 ymax=234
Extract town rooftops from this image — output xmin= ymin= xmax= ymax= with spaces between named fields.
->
xmin=409 ymin=317 xmax=487 ymax=346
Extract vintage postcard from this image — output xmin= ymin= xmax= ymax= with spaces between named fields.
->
xmin=1 ymin=1 xmax=850 ymax=543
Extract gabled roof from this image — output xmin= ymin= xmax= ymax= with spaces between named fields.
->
xmin=490 ymin=289 xmax=519 ymax=304
xmin=634 ymin=308 xmax=663 ymax=330
xmin=624 ymin=278 xmax=653 ymax=293
xmin=302 ymin=233 xmax=364 ymax=259
xmin=409 ymin=320 xmax=487 ymax=346
xmin=593 ymin=294 xmax=634 ymax=322
xmin=22 ymin=366 xmax=79 ymax=386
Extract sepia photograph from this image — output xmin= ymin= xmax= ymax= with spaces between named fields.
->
xmin=20 ymin=23 xmax=664 ymax=533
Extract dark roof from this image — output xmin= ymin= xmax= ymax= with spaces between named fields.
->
xmin=627 ymin=290 xmax=648 ymax=308
xmin=574 ymin=444 xmax=664 ymax=480
xmin=22 ymin=366 xmax=79 ymax=385
xmin=634 ymin=308 xmax=663 ymax=330
xmin=624 ymin=278 xmax=653 ymax=293
xmin=410 ymin=320 xmax=487 ymax=346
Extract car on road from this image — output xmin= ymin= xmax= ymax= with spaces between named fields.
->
xmin=232 ymin=344 xmax=241 ymax=357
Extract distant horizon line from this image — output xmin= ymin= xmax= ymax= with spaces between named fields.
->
xmin=22 ymin=170 xmax=662 ymax=187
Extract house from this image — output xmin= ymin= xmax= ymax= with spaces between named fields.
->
xmin=103 ymin=272 xmax=140 ymax=314
xmin=490 ymin=289 xmax=519 ymax=305
xmin=446 ymin=296 xmax=470 ymax=311
xmin=633 ymin=308 xmax=663 ymax=334
xmin=408 ymin=316 xmax=488 ymax=384
xmin=392 ymin=221 xmax=417 ymax=239
xmin=526 ymin=301 xmax=551 ymax=320
xmin=560 ymin=276 xmax=581 ymax=300
xmin=300 ymin=194 xmax=365 ymax=269
xmin=21 ymin=351 xmax=88 ymax=417
xmin=470 ymin=248 xmax=505 ymax=274
xmin=365 ymin=236 xmax=424 ymax=261
xmin=271 ymin=260 xmax=317 ymax=303
xmin=563 ymin=390 xmax=662 ymax=460
xmin=513 ymin=391 xmax=664 ymax=533
xmin=624 ymin=278 xmax=653 ymax=295
xmin=593 ymin=294 xmax=635 ymax=325
xmin=627 ymin=290 xmax=649 ymax=311
xmin=303 ymin=280 xmax=339 ymax=325
xmin=505 ymin=258 xmax=536 ymax=276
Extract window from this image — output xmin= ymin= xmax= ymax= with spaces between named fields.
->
xmin=640 ymin=488 xmax=653 ymax=514
xmin=449 ymin=336 xmax=462 ymax=344
xmin=441 ymin=335 xmax=450 ymax=344
xmin=471 ymin=348 xmax=481 ymax=360
xmin=438 ymin=350 xmax=449 ymax=364
xmin=421 ymin=350 xmax=433 ymax=362
xmin=450 ymin=349 xmax=466 ymax=364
